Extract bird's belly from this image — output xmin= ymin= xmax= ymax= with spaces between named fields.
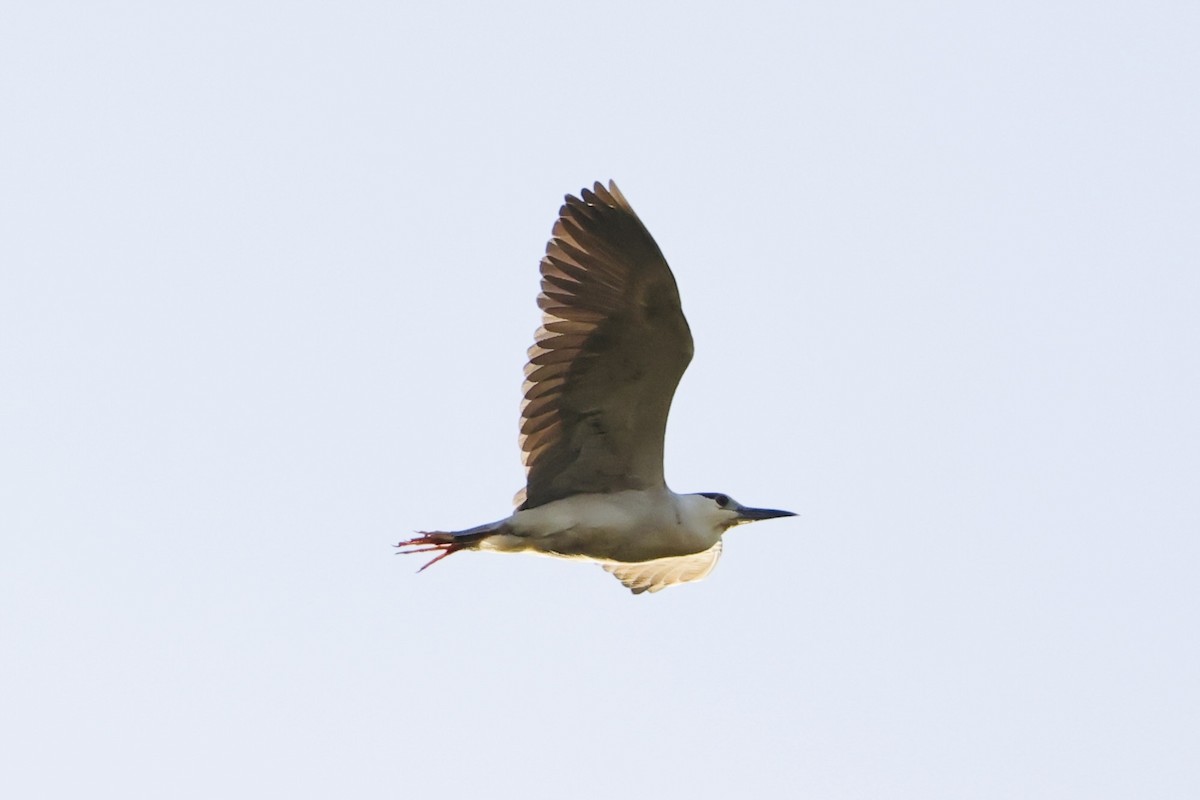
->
xmin=533 ymin=524 xmax=705 ymax=562
xmin=498 ymin=491 xmax=715 ymax=562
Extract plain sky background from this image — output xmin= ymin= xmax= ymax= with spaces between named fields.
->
xmin=3 ymin=2 xmax=1198 ymax=798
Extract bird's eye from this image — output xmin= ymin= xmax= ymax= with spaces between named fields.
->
xmin=702 ymin=493 xmax=730 ymax=507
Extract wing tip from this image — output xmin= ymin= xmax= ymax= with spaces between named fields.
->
xmin=564 ymin=179 xmax=626 ymax=211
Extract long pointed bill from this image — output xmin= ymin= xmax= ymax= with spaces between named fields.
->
xmin=735 ymin=506 xmax=797 ymax=523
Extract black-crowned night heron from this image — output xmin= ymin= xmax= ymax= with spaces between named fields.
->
xmin=396 ymin=181 xmax=794 ymax=593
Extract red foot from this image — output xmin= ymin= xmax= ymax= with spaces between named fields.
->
xmin=394 ymin=532 xmax=467 ymax=571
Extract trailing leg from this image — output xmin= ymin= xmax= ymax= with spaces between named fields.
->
xmin=394 ymin=521 xmax=507 ymax=571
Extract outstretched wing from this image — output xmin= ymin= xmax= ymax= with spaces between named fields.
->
xmin=516 ymin=181 xmax=694 ymax=510
xmin=602 ymin=542 xmax=723 ymax=594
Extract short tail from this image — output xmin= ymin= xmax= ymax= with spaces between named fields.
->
xmin=394 ymin=521 xmax=504 ymax=572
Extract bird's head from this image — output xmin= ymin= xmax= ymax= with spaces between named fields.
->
xmin=694 ymin=492 xmax=796 ymax=532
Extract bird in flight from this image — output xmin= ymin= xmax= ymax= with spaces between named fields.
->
xmin=396 ymin=181 xmax=794 ymax=593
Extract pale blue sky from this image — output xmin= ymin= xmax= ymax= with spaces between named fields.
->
xmin=2 ymin=2 xmax=1198 ymax=798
